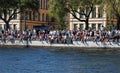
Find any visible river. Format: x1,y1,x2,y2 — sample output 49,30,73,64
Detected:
0,48,120,73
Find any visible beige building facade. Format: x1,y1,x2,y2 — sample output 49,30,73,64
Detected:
69,5,107,30
0,0,56,31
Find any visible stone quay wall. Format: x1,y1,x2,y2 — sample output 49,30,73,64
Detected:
0,40,120,49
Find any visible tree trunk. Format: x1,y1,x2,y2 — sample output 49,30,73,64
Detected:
85,18,89,30
5,21,10,30
116,16,120,30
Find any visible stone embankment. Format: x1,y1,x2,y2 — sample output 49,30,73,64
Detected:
0,40,120,50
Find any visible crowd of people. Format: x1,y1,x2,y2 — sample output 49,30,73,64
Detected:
0,29,120,44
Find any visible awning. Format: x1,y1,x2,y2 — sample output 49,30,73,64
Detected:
34,25,50,30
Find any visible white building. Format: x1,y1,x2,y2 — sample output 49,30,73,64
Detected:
0,11,21,30
69,5,107,30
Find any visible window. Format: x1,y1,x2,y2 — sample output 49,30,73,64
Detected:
40,0,42,9
13,24,17,30
98,7,103,18
44,0,46,9
9,10,12,16
98,24,102,30
92,7,96,18
92,24,96,30
38,13,40,21
42,13,44,22
74,24,78,30
46,14,49,22
33,12,35,21
0,24,2,30
40,0,41,8
29,11,32,20
25,11,28,19
80,8,84,18
80,14,84,18
86,7,90,16
75,12,79,18
79,24,84,30
4,24,6,30
9,24,12,30
13,14,17,19
46,0,48,9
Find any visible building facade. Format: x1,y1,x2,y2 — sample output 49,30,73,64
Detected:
69,5,107,30
0,0,56,31
0,13,21,30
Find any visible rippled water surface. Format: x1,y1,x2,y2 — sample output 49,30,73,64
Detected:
0,48,120,73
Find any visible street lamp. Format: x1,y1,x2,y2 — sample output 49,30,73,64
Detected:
24,16,27,31
24,15,29,47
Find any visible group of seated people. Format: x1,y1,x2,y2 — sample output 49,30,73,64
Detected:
0,29,120,44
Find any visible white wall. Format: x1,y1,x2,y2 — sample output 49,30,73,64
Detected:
1,40,120,48
0,10,21,30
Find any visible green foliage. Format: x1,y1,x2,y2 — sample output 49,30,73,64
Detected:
103,0,120,29
0,0,39,11
48,0,67,29
104,24,116,30
0,0,39,30
48,0,103,30
56,23,67,30
103,0,120,16
23,0,40,11
104,24,112,30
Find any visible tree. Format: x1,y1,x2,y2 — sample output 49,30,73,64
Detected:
48,0,67,29
0,0,39,30
48,0,102,30
103,0,120,30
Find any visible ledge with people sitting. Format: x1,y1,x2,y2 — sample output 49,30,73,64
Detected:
0,29,120,49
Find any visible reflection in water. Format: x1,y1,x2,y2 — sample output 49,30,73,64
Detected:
0,48,120,73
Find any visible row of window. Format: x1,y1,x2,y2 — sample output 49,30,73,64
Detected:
23,11,55,22
0,10,55,22
40,0,48,9
0,10,17,20
77,7,103,18
74,24,103,30
0,24,17,30
9,10,17,19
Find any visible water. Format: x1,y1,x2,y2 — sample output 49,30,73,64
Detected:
0,48,120,73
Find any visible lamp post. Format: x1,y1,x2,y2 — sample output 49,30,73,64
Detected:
24,16,27,31
24,15,29,47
